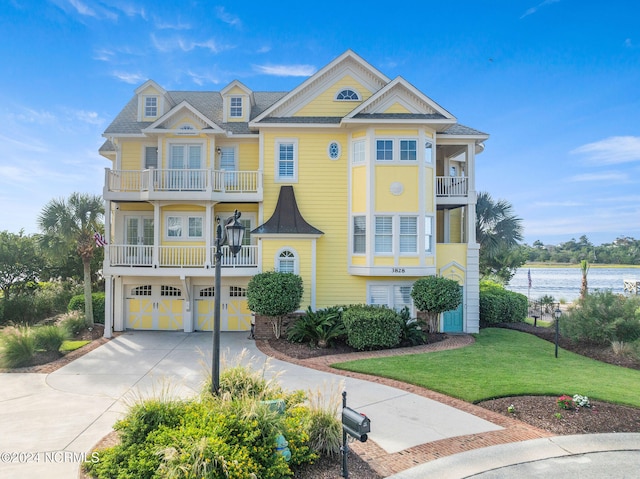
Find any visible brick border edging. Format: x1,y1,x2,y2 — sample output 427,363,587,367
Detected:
255,336,553,477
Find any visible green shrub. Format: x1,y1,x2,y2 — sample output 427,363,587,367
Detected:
68,292,105,324
397,307,427,346
411,276,462,332
560,291,640,345
342,304,402,350
479,280,528,327
59,310,87,336
0,327,35,368
33,325,69,352
614,317,640,342
247,271,303,339
287,306,345,348
2,295,36,324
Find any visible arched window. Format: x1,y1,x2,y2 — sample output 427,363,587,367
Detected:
335,89,360,101
276,249,297,273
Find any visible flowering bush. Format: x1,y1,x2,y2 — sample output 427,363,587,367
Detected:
573,394,591,408
556,395,575,410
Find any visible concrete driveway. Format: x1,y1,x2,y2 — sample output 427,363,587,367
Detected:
0,331,501,478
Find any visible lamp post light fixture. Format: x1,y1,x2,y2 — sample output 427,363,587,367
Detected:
554,306,562,358
211,210,244,395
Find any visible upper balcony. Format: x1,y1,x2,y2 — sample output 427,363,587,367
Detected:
435,176,472,206
103,168,263,202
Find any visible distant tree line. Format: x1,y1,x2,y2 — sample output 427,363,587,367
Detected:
524,235,640,265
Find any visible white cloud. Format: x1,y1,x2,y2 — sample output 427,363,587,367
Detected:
151,34,227,54
533,200,584,207
70,109,104,126
111,71,146,84
571,136,640,165
155,18,191,30
253,64,316,77
187,70,222,86
215,7,242,28
257,45,271,54
67,0,118,20
568,171,629,182
520,0,561,19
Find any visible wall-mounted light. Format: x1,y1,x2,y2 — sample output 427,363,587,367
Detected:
216,147,222,156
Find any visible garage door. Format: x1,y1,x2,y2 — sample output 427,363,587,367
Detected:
195,285,251,331
126,285,184,330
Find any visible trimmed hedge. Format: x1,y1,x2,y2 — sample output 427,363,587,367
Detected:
342,304,403,350
479,281,527,327
68,293,105,324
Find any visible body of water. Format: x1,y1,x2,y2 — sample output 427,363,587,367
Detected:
506,266,640,302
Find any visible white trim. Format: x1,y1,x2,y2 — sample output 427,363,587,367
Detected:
335,87,361,101
274,138,299,183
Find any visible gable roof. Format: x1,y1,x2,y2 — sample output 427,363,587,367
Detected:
251,186,323,236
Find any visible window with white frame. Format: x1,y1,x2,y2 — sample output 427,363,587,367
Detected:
376,140,393,161
336,89,360,101
400,140,417,161
276,140,297,181
230,97,242,118
166,215,204,240
368,283,414,312
375,216,393,254
352,140,365,164
424,216,434,254
424,140,434,164
399,216,418,253
144,96,158,117
276,249,297,273
353,216,366,254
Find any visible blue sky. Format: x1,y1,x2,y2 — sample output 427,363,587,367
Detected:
1,0,639,246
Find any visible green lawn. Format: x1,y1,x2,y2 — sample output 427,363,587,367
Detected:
60,340,90,352
333,328,640,407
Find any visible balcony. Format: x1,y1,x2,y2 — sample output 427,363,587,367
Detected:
436,176,470,206
104,168,263,202
106,244,259,276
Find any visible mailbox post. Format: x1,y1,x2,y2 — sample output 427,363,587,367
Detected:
341,391,371,478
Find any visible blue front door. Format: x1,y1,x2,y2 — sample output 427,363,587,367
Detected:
442,290,463,332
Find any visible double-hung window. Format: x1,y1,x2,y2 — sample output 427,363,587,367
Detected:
375,216,393,254
424,216,433,254
276,140,297,181
376,140,393,161
230,97,242,118
353,216,366,254
400,140,417,161
399,216,418,253
352,140,365,165
277,249,296,273
144,96,157,117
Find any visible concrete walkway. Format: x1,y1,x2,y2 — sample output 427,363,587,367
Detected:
1,331,638,478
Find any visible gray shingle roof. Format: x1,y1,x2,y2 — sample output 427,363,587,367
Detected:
440,124,488,136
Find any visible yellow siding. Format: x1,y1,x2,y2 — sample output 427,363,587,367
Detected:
164,205,205,212
375,129,419,137
436,244,468,269
120,141,142,170
352,256,366,266
351,166,367,212
261,239,312,308
227,86,246,95
450,208,462,242
261,129,360,307
384,103,412,114
374,257,395,266
119,203,153,212
238,142,259,171
374,165,420,211
141,86,161,95
398,257,420,266
424,176,435,211
352,130,367,139
295,75,372,117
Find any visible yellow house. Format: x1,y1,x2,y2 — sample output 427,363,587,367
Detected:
99,50,488,336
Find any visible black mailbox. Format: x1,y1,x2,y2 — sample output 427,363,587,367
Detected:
342,407,370,442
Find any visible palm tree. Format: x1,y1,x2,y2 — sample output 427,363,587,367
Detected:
476,191,525,282
38,193,104,326
580,259,589,299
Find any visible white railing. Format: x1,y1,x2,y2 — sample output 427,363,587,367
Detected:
436,176,468,197
108,244,259,268
159,246,207,267
105,169,262,194
215,245,259,268
109,245,153,266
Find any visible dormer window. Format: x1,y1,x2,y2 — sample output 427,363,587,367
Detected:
336,89,360,101
144,96,158,117
230,97,242,118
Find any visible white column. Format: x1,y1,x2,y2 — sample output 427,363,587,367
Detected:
103,276,113,338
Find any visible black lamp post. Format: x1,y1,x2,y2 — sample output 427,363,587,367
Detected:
554,306,562,358
211,210,244,395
